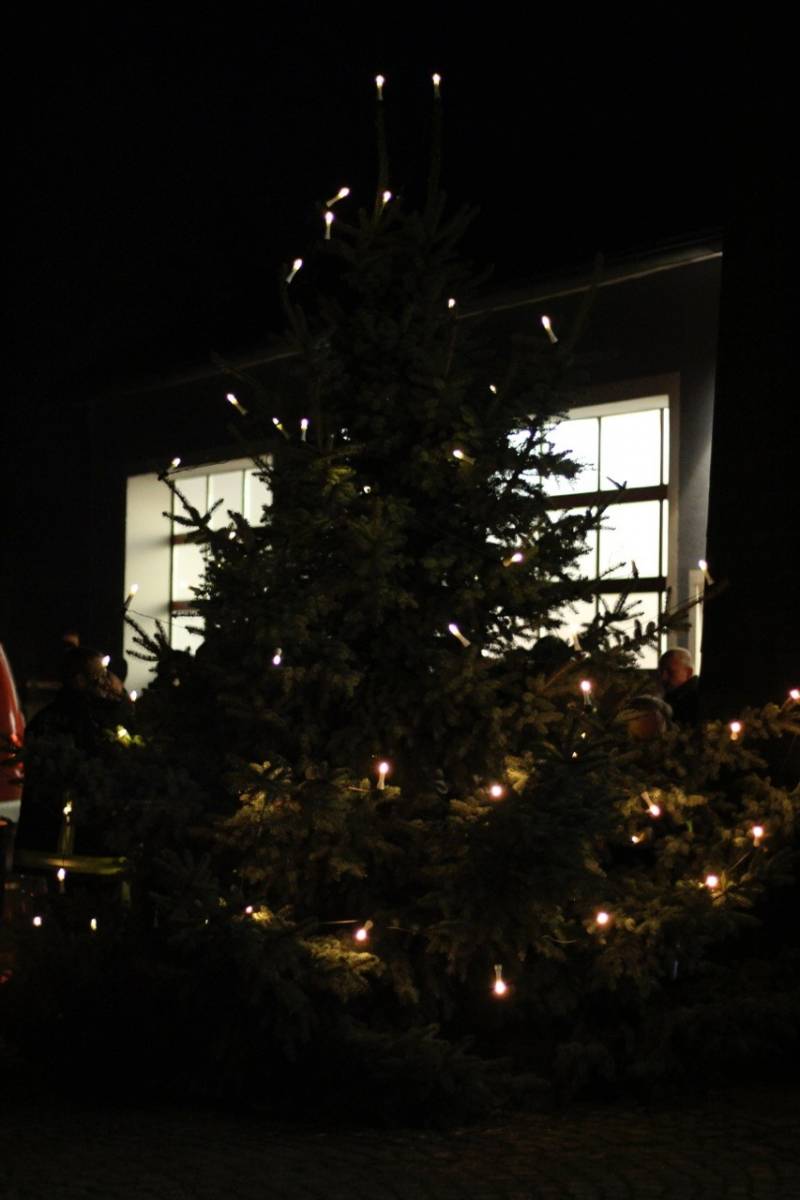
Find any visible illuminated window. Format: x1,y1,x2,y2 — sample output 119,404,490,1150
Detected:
545,395,671,668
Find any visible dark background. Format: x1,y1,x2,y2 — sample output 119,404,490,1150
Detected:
4,6,792,702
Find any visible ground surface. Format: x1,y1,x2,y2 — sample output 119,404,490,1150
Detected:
2,1087,798,1199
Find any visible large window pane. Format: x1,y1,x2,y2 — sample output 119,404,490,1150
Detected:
600,409,662,491
172,541,206,601
598,500,661,579
543,418,599,496
208,470,244,529
606,591,661,669
244,468,272,523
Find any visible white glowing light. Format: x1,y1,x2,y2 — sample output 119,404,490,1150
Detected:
245,905,254,915
226,392,248,416
272,416,287,436
489,783,505,799
541,314,558,344
300,417,309,442
170,456,181,469
704,873,719,889
492,964,508,996
698,558,714,585
579,679,592,695
354,919,373,943
63,799,73,817
130,690,138,702
648,803,661,818
326,186,350,207
90,918,98,932
432,72,442,98
595,910,611,927
631,834,641,844
729,720,743,738
324,210,334,240
448,623,471,647
101,655,111,669
447,297,457,309
489,383,498,394
272,649,283,667
33,915,43,927
375,74,385,100
286,257,303,284
127,583,139,597
751,824,765,842
790,689,800,702
503,551,524,567
380,189,392,207
452,448,465,460
377,760,390,790
57,868,66,882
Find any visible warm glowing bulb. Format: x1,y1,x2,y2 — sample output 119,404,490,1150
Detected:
286,258,303,284
704,873,719,889
377,760,390,790
300,417,309,442
729,720,743,738
57,868,66,882
447,297,456,309
324,210,334,240
226,392,248,416
648,803,661,817
432,72,442,97
101,655,111,668
130,691,138,702
355,918,374,943
381,189,392,206
489,383,498,394
631,834,641,844
245,905,254,915
492,964,508,996
510,551,523,563
63,799,73,817
128,583,139,596
375,74,385,99
90,917,98,932
448,623,471,647
579,680,592,694
452,448,465,460
33,915,43,927
698,558,714,585
326,186,350,207
790,689,800,702
170,456,181,469
751,824,765,841
541,314,558,344
595,910,611,927
489,783,505,799
272,649,283,667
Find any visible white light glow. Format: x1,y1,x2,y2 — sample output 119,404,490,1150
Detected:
272,649,283,667
448,623,471,647
33,915,43,927
101,655,111,668
448,297,456,309
326,186,350,207
90,918,98,932
170,456,181,469
432,72,442,97
381,189,392,206
648,803,661,818
286,258,303,284
704,873,719,889
226,392,248,416
493,964,508,997
324,210,334,240
541,314,558,344
489,783,505,799
595,910,611,927
377,761,390,790
375,74,385,99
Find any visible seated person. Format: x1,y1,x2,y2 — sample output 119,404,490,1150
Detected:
657,648,700,726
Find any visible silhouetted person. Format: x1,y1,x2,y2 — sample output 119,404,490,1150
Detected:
658,648,700,727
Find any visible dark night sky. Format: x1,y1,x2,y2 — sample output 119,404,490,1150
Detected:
9,5,766,399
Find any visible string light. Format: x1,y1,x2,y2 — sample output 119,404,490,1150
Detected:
704,873,720,890
489,783,505,799
375,74,385,101
789,689,800,702
226,392,248,416
286,257,303,284
124,583,139,609
272,649,283,667
101,655,111,669
447,297,457,309
129,690,138,702
492,964,508,997
32,915,43,927
90,918,98,932
489,384,498,395
595,910,611,928
698,558,714,585
354,919,374,943
57,867,66,894
503,551,524,566
648,802,662,818
432,72,442,98
751,824,765,844
541,315,558,344
169,456,181,470
325,186,350,207
63,799,73,818
579,679,592,705
300,417,309,442
380,189,392,209
448,622,471,647
729,720,743,741
377,760,391,790
631,834,642,844
324,210,334,240
245,905,254,915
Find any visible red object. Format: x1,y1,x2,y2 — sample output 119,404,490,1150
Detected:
0,644,25,804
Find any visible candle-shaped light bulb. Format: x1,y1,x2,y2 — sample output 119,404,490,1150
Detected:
489,783,505,799
789,689,800,702
704,873,720,889
510,551,525,565
432,72,442,98
579,679,592,705
448,622,471,647
170,456,181,469
300,417,309,442
324,210,334,240
489,383,498,394
354,919,373,943
286,257,303,284
127,583,139,597
648,803,661,817
245,905,254,915
380,189,392,208
452,448,465,460
272,649,283,667
493,964,508,997
729,720,743,740
595,910,611,927
631,834,642,844
541,314,558,344
447,297,457,309
226,392,248,416
101,655,111,669
325,186,350,207
57,867,66,893
375,74,385,100
129,690,138,702
33,915,43,927
698,558,714,585
90,917,98,932
63,799,73,817
751,824,765,843
377,760,390,790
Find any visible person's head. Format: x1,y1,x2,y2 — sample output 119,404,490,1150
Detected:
60,646,108,695
622,695,672,740
658,648,694,692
